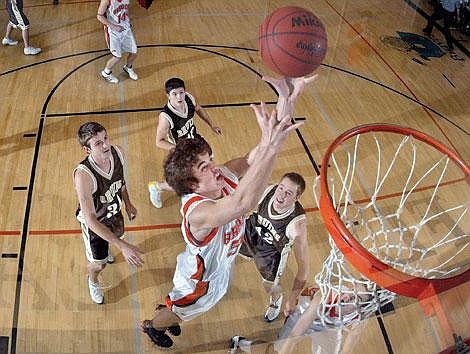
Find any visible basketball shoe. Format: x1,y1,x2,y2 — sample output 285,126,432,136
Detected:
229,336,248,353
2,37,18,46
141,320,173,348
148,182,162,208
23,46,41,55
101,69,119,84
88,277,104,304
264,294,283,322
123,65,138,80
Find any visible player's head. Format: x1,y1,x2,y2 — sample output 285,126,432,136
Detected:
273,172,305,211
77,122,111,158
165,77,185,94
78,122,107,148
164,136,213,196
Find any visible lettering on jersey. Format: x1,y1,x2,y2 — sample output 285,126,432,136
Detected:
177,119,195,138
256,214,281,244
224,217,243,257
113,4,128,15
99,179,123,203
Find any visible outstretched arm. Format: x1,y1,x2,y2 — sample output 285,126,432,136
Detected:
195,104,222,135
189,73,316,239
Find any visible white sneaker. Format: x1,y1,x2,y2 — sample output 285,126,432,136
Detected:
123,65,138,80
101,69,119,84
107,246,114,264
2,37,18,46
23,46,41,55
228,336,247,354
88,277,104,304
148,182,162,208
264,294,283,322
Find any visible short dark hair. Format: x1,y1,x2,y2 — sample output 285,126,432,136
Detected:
77,122,106,147
165,77,185,94
164,137,212,196
281,172,306,197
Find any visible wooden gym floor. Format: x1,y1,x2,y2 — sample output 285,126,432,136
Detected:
0,0,468,353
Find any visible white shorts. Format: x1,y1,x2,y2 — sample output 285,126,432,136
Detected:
105,26,137,58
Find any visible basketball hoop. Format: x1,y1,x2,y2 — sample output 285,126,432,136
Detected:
313,123,469,349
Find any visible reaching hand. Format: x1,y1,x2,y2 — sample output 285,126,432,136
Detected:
121,242,144,267
250,102,304,150
262,74,318,100
284,296,297,317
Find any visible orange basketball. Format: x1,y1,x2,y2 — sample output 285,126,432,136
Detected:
259,6,328,77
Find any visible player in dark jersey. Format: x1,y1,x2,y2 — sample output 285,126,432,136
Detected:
148,77,223,208
74,122,143,304
240,172,309,322
3,0,41,55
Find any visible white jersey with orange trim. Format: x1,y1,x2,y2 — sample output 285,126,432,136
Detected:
105,0,131,30
166,167,244,321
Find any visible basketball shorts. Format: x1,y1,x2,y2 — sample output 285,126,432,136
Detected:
78,212,124,263
7,0,30,30
105,26,137,58
240,221,282,282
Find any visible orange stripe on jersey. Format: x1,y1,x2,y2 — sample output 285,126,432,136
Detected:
223,176,237,189
104,25,110,48
172,255,209,307
182,195,219,247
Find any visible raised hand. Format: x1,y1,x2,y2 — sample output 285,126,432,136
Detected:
250,102,304,150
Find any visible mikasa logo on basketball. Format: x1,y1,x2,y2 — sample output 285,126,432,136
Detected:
296,41,326,56
291,15,322,28
100,179,122,203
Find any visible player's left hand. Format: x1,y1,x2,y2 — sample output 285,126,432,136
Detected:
126,204,138,221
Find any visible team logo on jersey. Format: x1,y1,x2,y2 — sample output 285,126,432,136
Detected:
256,214,281,244
100,180,123,203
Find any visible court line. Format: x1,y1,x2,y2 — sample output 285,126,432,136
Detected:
1,175,463,237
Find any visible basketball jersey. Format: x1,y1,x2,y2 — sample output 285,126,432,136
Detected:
160,92,198,144
105,0,131,29
74,146,126,224
166,167,244,321
246,184,306,258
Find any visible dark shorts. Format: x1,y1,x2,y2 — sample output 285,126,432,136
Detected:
7,0,30,29
240,220,281,282
80,212,124,263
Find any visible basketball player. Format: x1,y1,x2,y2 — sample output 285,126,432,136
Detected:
97,0,138,83
2,0,41,55
148,77,222,208
141,74,318,349
74,122,143,304
240,172,309,323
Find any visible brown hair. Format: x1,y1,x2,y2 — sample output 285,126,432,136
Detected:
77,122,106,147
281,172,306,197
164,137,212,196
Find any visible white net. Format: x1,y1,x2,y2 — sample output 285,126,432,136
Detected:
313,128,469,326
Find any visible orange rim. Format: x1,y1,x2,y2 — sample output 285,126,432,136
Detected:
319,123,470,299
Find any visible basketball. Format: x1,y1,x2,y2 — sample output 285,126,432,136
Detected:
258,6,328,77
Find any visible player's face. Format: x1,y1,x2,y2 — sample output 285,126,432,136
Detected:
84,130,112,160
168,87,186,106
273,177,299,212
191,152,224,198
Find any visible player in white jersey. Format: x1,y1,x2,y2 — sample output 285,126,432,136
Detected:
97,0,138,83
140,74,318,349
